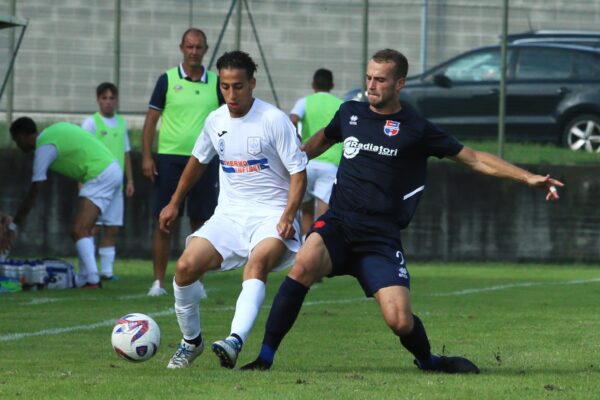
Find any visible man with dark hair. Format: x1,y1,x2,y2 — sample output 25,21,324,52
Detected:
81,82,135,280
142,28,224,297
290,68,343,235
160,50,307,370
2,117,123,288
241,48,563,373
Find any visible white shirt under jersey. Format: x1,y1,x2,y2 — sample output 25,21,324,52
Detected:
80,115,132,152
192,98,307,210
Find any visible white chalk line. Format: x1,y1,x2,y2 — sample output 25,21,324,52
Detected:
431,277,600,296
1,277,598,342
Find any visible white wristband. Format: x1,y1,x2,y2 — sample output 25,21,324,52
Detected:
7,222,18,232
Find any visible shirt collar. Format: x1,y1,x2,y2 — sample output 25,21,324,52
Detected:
179,63,208,83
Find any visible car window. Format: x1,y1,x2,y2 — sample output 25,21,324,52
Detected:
573,52,600,80
515,48,573,80
440,49,501,82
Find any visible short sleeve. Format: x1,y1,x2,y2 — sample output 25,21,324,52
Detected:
422,120,464,159
191,118,217,164
148,73,168,110
289,97,306,118
80,117,96,134
323,108,343,143
270,112,308,175
32,144,58,182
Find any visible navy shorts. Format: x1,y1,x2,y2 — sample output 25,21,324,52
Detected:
307,209,410,297
153,154,219,220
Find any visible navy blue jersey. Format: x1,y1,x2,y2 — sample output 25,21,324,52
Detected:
324,101,463,229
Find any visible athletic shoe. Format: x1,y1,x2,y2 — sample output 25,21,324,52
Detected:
147,280,167,297
81,281,103,289
167,339,204,369
212,338,242,369
239,357,272,371
415,355,480,374
101,274,119,281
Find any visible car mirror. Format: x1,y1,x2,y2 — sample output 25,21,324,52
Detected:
433,74,452,88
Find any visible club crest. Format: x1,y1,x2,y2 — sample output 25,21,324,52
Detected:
383,120,400,137
247,137,261,155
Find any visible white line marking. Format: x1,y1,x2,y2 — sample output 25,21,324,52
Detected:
1,278,598,342
431,277,600,296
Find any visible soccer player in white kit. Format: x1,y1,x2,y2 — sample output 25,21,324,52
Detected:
159,51,307,370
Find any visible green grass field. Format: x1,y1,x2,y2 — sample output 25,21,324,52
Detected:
1,261,599,399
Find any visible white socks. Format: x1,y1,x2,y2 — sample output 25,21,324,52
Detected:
173,280,205,341
99,246,116,277
75,237,98,284
230,278,266,343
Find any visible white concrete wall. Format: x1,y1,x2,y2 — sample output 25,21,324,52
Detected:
2,0,600,127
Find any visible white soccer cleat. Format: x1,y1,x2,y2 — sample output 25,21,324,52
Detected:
147,280,167,297
167,339,204,369
211,338,242,369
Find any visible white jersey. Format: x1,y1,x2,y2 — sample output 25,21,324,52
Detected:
192,98,307,210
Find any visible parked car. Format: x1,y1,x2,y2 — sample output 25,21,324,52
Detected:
346,36,600,152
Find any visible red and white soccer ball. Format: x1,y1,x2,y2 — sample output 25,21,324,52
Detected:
111,313,161,362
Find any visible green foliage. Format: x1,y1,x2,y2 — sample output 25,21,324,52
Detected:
1,261,598,399
461,139,600,165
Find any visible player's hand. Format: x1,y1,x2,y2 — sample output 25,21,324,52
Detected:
142,156,158,182
0,218,18,252
125,181,135,197
159,204,178,234
277,217,296,240
526,174,564,201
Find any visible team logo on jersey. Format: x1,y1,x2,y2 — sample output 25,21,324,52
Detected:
349,115,358,126
343,136,398,159
218,139,225,155
383,120,400,137
247,137,261,155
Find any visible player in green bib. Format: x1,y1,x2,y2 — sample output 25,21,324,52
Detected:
81,82,135,281
142,28,223,297
5,117,123,288
289,69,343,236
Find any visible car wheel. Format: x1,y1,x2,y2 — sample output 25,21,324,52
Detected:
563,114,600,152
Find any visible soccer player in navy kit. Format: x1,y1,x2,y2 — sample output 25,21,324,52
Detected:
241,49,564,373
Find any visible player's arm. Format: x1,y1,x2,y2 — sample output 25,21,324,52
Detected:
277,170,307,239
141,107,161,181
158,157,208,233
301,129,336,160
124,151,135,197
289,113,300,128
2,181,45,249
450,146,564,201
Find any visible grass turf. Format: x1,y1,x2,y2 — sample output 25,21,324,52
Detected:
0,260,599,399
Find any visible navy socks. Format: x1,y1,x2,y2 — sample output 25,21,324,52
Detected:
258,277,309,364
399,314,434,368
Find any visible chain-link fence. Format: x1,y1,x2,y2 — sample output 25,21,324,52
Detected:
1,0,600,144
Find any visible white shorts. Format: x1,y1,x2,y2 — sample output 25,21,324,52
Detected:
187,206,301,272
79,161,123,226
303,160,338,203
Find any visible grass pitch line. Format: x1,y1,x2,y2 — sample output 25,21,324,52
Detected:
3,277,598,342
431,277,600,296
0,297,368,342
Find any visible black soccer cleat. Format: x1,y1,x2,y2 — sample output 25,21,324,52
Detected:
415,355,480,374
239,358,272,371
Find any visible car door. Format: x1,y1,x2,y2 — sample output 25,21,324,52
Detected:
408,48,507,138
506,46,575,140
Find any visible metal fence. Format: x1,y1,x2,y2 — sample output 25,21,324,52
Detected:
1,0,600,134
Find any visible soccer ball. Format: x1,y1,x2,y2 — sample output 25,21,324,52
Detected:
111,313,160,362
